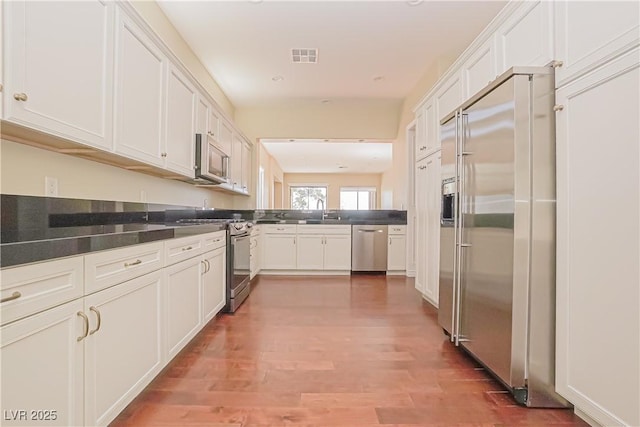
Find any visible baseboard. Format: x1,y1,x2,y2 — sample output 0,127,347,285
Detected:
386,270,407,276
406,269,416,277
260,270,351,276
575,408,603,427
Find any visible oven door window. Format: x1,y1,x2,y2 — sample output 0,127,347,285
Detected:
232,235,250,288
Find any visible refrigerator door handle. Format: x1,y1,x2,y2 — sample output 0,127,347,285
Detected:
451,110,460,344
454,111,467,347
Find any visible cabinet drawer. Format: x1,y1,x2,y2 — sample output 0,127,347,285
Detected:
165,235,204,266
1,256,84,326
202,231,226,251
263,224,297,234
297,225,351,235
85,242,164,294
388,225,407,235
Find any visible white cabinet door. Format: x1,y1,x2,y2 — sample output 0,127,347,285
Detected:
555,48,639,427
1,299,84,427
555,1,639,87
163,256,202,361
414,158,428,295
296,235,324,270
83,271,163,427
435,73,463,122
323,235,352,271
195,96,208,136
219,120,233,156
262,235,297,270
113,10,165,167
208,108,221,142
387,235,406,271
414,106,427,159
496,1,553,73
230,134,243,190
424,152,441,307
423,100,438,154
202,247,226,324
241,140,252,194
463,39,496,99
165,64,196,177
3,0,114,150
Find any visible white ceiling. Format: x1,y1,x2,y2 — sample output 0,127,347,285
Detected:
157,0,507,107
158,1,505,175
261,139,392,173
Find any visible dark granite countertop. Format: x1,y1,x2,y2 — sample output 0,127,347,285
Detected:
0,222,226,268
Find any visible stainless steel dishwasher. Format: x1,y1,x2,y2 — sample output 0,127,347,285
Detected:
351,225,388,272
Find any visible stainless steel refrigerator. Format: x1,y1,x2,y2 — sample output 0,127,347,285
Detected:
438,66,569,408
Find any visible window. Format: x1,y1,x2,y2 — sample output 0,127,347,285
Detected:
257,167,265,209
340,187,376,210
290,186,327,210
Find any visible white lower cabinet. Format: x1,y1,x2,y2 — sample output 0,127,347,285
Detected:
163,256,202,361
296,235,324,270
1,299,84,427
83,271,163,426
555,48,639,427
0,233,228,427
262,234,297,270
249,229,261,279
387,235,407,272
322,235,351,271
202,247,226,323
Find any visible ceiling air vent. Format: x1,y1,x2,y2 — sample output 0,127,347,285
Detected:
291,48,318,63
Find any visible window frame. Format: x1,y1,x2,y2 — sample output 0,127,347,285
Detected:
339,187,377,210
289,184,328,210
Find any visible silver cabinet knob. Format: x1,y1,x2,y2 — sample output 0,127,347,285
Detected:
13,93,28,101
161,152,167,158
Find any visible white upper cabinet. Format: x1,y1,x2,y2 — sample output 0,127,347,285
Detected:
195,96,209,136
165,64,196,178
496,1,553,73
3,0,114,150
219,120,233,157
462,39,497,99
241,140,252,194
231,134,243,190
414,106,427,159
423,100,438,154
554,0,640,87
435,72,463,122
113,9,166,167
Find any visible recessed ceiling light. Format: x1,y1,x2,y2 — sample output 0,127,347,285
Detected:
323,139,330,142
288,139,295,142
272,75,284,82
248,0,263,3
338,166,348,169
406,0,423,5
321,99,331,104
373,76,385,82
358,139,365,142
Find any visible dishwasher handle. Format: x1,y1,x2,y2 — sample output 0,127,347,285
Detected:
357,229,384,233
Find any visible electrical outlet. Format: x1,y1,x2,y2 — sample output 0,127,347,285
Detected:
203,198,209,209
140,190,147,202
45,176,58,197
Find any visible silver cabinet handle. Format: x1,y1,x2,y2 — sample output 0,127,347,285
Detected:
293,237,296,245
77,312,89,342
13,93,28,101
182,246,193,251
124,259,142,267
389,237,391,245
276,227,285,231
201,260,206,274
89,306,101,335
553,105,564,112
1,291,21,303
205,259,210,273
357,229,383,233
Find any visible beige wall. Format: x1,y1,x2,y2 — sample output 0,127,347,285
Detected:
283,173,382,210
235,99,402,141
252,143,284,209
0,140,233,207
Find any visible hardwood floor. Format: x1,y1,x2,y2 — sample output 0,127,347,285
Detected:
110,275,588,427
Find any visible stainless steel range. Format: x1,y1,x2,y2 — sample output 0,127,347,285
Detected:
225,220,252,312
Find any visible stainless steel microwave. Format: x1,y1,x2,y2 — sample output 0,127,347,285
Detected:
195,133,229,184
